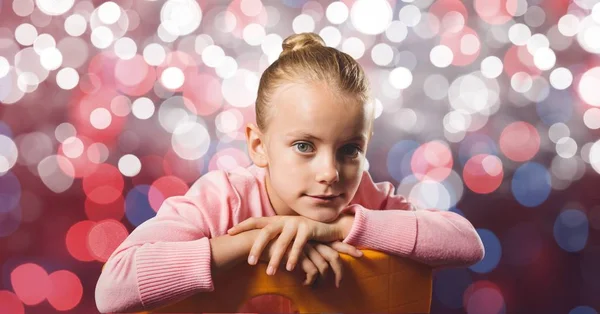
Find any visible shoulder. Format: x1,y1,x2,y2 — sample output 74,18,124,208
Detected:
184,164,265,214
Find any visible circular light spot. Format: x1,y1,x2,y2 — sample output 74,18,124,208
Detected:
46,270,83,311
82,163,124,204
10,263,50,306
90,108,112,130
549,67,573,90
326,1,349,24
65,220,96,261
160,67,185,90
554,209,589,252
463,154,503,194
114,37,137,60
511,162,551,207
97,1,121,24
143,43,166,66
131,97,155,120
350,0,393,35
389,67,413,89
293,14,315,33
584,108,600,129
579,67,600,107
56,67,79,90
556,137,577,158
15,23,37,46
64,14,87,37
0,291,24,314
118,154,142,177
469,229,501,273
87,219,129,262
430,45,453,68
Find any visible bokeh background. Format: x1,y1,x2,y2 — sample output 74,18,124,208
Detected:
1,0,599,313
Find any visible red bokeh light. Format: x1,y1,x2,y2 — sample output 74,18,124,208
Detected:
10,263,50,306
499,121,540,162
87,219,129,262
47,270,83,311
82,163,124,204
410,141,453,182
66,220,97,262
463,154,504,194
0,291,25,314
149,176,189,212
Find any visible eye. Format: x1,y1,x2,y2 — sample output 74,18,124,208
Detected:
293,142,314,153
343,145,362,158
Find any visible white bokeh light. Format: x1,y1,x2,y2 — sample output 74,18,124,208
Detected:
160,0,202,36
35,0,74,16
533,47,556,71
430,45,453,68
549,67,573,90
132,97,155,120
161,67,185,90
202,45,225,68
118,154,142,177
91,26,114,49
143,43,166,66
40,47,63,70
588,140,600,174
371,43,394,66
15,23,38,46
56,67,79,90
97,1,121,24
64,14,87,37
242,23,265,46
341,37,365,59
509,23,532,46
0,135,19,175
579,67,600,106
389,67,413,89
90,108,112,130
114,37,137,60
326,1,349,25
584,108,600,129
292,14,315,33
350,0,393,35
480,56,503,78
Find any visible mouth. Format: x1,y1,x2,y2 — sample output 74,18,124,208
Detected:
306,194,342,200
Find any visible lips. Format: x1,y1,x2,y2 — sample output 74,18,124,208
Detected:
308,194,341,199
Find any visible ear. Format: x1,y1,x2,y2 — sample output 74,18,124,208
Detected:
245,123,269,167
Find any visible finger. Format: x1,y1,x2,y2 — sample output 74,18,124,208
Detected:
299,251,319,286
328,241,363,258
313,244,344,288
304,243,329,279
248,224,282,265
266,224,297,276
285,224,310,272
228,217,275,235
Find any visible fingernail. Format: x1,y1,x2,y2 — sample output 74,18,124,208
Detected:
286,263,293,271
356,250,363,257
267,266,274,275
248,255,256,265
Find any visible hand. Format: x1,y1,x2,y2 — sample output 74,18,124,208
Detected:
258,238,359,288
228,216,358,275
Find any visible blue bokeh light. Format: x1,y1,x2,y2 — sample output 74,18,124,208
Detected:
126,185,158,227
511,162,551,207
469,229,501,274
387,140,419,182
536,89,573,125
554,209,589,252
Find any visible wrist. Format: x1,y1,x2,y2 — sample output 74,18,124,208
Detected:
337,214,355,240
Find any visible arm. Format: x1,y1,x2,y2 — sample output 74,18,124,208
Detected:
338,172,485,268
95,172,250,313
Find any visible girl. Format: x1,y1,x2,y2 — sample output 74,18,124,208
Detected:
95,33,484,313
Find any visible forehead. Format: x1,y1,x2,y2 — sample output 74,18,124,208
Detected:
268,82,372,139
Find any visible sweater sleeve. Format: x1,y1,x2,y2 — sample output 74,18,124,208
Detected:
341,171,485,268
95,171,240,313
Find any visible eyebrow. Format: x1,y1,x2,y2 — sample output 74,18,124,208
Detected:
285,131,366,143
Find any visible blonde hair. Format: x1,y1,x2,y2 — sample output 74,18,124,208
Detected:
255,32,372,132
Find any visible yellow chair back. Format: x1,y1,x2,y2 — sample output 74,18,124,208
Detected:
154,250,432,313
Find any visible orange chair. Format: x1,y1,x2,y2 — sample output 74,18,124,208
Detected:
152,250,432,313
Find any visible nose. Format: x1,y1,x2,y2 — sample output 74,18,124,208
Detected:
315,154,339,185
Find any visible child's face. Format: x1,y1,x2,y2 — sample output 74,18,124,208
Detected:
254,81,373,223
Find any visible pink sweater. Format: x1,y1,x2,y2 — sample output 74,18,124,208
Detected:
95,164,484,313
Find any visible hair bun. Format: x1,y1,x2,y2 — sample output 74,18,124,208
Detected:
280,32,325,57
